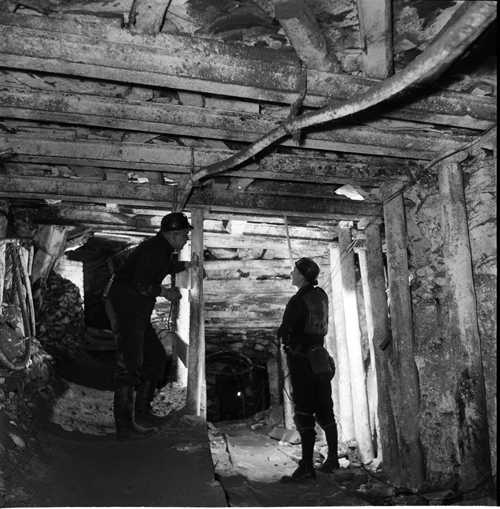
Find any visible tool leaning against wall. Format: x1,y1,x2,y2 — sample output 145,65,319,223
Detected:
0,238,35,371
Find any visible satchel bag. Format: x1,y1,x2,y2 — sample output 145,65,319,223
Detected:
308,345,335,381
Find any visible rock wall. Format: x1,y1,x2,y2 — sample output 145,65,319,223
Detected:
403,131,497,491
34,271,86,361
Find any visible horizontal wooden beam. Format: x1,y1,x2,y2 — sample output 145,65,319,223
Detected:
9,203,340,238
204,320,281,329
7,200,350,228
0,175,381,219
0,13,495,130
188,188,381,221
197,232,331,253
0,133,412,186
0,86,470,159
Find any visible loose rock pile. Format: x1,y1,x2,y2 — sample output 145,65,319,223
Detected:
34,271,86,361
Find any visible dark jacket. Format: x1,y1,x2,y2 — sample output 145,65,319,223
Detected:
113,232,187,299
277,284,329,355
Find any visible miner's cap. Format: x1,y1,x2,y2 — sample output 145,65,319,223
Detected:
295,257,320,285
160,212,193,232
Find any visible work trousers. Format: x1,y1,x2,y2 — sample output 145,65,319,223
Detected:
105,281,167,389
287,351,337,433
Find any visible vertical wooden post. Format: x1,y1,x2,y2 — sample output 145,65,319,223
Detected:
174,241,191,386
186,208,205,417
323,258,340,425
438,161,492,494
356,241,381,458
266,352,281,408
364,222,402,481
281,345,295,429
338,223,374,462
0,201,9,306
382,180,424,488
31,225,67,286
329,242,355,444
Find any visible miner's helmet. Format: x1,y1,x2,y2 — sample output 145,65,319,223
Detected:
160,212,193,232
295,257,320,285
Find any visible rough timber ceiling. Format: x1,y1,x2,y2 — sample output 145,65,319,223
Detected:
0,0,497,337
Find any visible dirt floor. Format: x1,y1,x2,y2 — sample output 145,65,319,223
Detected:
3,352,491,507
1,378,389,508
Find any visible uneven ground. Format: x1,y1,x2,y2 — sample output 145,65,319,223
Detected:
2,352,494,507
1,378,383,507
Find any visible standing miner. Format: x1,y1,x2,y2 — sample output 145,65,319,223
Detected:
104,212,193,440
278,257,339,482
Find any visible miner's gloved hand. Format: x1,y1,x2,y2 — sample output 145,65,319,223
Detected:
161,286,182,302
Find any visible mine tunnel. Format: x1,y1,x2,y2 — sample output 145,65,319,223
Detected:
0,0,497,507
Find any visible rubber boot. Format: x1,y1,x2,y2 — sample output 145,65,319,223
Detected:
114,386,157,441
135,380,171,427
280,460,316,483
317,424,340,472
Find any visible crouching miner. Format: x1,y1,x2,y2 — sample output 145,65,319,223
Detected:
104,212,193,440
278,257,339,482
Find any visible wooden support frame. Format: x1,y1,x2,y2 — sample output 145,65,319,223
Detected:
382,180,424,489
356,0,393,79
338,223,374,462
362,222,402,481
437,160,492,494
186,207,206,417
275,0,341,73
329,242,355,444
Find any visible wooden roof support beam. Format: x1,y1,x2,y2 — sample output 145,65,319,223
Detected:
0,133,414,186
0,13,495,130
275,0,340,72
0,87,470,159
10,203,339,240
0,175,381,220
129,0,169,34
174,1,496,211
356,0,393,79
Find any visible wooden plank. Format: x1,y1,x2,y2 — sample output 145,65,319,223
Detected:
186,207,205,417
10,204,338,241
204,288,293,299
129,0,167,34
204,319,281,329
356,0,393,79
206,310,281,320
195,232,332,252
204,259,297,270
338,224,375,461
174,333,188,367
189,188,382,221
204,278,296,295
8,202,315,227
438,161,492,490
0,13,495,129
205,301,287,313
381,180,425,488
276,0,340,72
0,175,381,219
0,133,415,185
0,87,470,159
364,223,402,479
